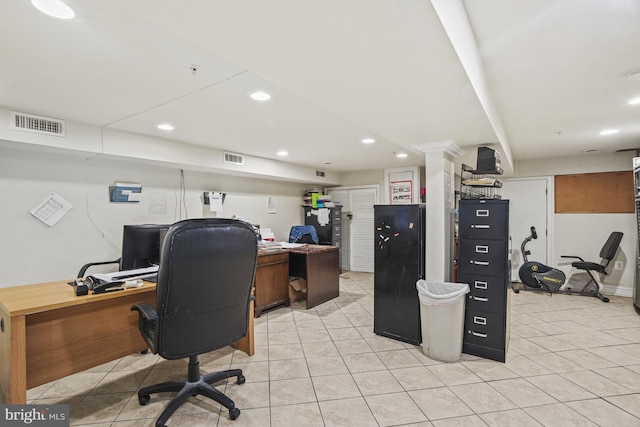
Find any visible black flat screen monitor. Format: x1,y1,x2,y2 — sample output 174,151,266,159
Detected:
120,224,170,270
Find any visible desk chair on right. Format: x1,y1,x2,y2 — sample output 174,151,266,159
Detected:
561,231,623,303
131,218,258,426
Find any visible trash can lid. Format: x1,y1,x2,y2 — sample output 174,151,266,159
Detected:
416,280,470,305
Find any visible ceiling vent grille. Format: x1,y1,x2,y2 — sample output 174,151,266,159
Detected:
10,111,65,137
223,152,244,165
316,170,326,177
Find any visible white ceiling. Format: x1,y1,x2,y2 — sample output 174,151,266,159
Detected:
1,0,639,175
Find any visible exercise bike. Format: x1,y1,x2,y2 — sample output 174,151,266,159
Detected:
512,226,565,295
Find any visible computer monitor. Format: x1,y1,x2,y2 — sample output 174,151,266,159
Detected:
120,224,170,270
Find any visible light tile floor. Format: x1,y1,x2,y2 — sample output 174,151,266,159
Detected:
27,272,640,426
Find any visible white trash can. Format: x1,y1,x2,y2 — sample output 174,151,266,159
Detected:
416,280,470,362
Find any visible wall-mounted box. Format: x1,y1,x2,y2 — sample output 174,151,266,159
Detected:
109,183,141,202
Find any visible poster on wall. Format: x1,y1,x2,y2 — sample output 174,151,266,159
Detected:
390,180,412,204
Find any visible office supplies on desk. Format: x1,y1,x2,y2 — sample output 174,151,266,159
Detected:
87,265,159,283
86,266,157,293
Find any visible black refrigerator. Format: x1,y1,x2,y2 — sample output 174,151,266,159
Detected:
373,204,425,345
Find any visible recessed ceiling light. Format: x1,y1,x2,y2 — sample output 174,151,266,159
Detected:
31,0,75,19
599,129,619,136
276,150,288,156
250,91,271,101
360,138,375,144
629,97,640,105
396,152,408,158
583,148,599,153
157,123,175,131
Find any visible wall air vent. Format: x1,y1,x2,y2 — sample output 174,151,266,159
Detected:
10,111,65,137
316,170,326,177
223,152,244,165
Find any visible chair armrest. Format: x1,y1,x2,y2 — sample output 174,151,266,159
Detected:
77,258,121,278
131,302,159,354
560,255,585,262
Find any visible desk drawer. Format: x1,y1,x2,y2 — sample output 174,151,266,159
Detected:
463,309,505,349
458,273,506,314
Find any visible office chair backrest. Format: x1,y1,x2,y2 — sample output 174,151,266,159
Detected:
599,232,623,264
156,218,258,360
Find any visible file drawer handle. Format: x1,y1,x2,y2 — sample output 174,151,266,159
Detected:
471,261,490,266
471,331,488,338
472,296,489,302
473,316,487,325
475,245,489,253
474,281,488,289
471,224,490,229
476,210,489,217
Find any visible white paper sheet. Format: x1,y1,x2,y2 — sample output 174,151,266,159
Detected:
209,192,224,212
29,193,73,227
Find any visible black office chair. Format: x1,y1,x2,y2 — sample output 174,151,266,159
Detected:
131,218,258,426
561,231,623,303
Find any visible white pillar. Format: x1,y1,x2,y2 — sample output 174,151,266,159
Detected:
413,141,464,282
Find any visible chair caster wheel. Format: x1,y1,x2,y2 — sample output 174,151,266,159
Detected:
237,375,246,385
514,288,520,293
603,297,609,303
230,407,241,420
138,395,150,405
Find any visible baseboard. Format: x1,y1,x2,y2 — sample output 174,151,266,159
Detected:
600,284,633,298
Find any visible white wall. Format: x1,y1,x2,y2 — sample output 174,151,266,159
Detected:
0,147,307,287
516,152,636,296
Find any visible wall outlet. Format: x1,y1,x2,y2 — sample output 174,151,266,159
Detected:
614,261,624,270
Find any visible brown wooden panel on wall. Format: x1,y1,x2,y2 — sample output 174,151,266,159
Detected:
554,171,633,213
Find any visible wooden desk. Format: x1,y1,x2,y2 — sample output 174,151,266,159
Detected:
254,249,290,317
0,280,254,404
288,245,340,309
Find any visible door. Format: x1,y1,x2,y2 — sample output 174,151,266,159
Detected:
501,178,549,282
327,186,378,273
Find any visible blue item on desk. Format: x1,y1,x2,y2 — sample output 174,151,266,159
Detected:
289,225,319,244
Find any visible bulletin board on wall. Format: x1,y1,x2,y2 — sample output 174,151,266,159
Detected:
554,171,633,213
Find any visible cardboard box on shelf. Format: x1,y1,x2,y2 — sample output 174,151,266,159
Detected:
289,277,307,304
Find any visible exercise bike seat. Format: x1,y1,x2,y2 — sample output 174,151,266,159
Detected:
569,260,607,273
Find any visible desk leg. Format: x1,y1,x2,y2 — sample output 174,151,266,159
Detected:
234,298,255,356
0,311,27,404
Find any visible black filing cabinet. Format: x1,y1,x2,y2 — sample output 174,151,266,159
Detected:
304,205,342,269
458,199,510,362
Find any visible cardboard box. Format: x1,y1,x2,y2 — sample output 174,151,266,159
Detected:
289,277,307,304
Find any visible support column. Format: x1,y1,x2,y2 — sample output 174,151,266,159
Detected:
413,141,463,282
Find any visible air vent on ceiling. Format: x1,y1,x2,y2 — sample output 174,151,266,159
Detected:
316,170,326,177
10,111,65,137
223,152,244,165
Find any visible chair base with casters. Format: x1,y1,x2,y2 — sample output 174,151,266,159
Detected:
132,301,248,426
137,355,245,427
